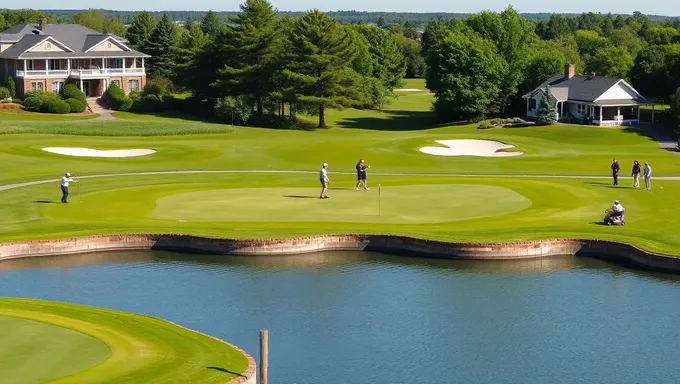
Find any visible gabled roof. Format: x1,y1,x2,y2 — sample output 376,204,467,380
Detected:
523,73,647,104
0,23,150,59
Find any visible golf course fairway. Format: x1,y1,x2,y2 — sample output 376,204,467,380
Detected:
0,298,251,384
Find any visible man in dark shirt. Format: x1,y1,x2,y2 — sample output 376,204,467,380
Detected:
355,159,370,191
611,158,620,186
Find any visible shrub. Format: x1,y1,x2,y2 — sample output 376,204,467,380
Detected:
46,99,71,114
131,94,164,112
477,121,494,129
105,83,133,111
62,84,86,103
4,75,16,99
129,90,143,102
214,96,253,125
23,97,42,111
0,86,9,99
143,77,171,100
65,98,87,113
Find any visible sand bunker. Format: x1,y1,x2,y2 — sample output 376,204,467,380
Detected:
42,147,157,158
419,139,523,157
395,88,424,92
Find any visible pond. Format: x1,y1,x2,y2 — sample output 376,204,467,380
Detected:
2,250,680,384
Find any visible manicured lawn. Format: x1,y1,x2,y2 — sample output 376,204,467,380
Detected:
0,298,250,384
1,79,680,255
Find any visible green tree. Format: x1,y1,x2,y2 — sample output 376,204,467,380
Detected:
0,15,6,31
466,6,537,113
218,0,282,116
282,10,362,128
201,10,224,36
645,27,679,45
71,10,106,31
173,22,210,90
671,88,680,134
4,75,16,99
104,17,126,37
545,14,572,39
420,18,453,57
146,14,177,78
426,27,507,121
520,41,568,97
126,11,156,51
393,34,425,78
609,27,645,57
575,30,611,60
536,87,557,125
630,44,680,102
587,46,633,79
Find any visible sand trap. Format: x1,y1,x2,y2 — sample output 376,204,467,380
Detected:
419,140,523,157
42,147,156,158
395,88,424,92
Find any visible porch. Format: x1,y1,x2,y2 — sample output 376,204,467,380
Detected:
557,101,641,126
15,57,144,78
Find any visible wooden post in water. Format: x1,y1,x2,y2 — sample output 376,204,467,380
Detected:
260,329,269,384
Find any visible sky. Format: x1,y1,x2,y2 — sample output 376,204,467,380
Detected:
9,0,679,17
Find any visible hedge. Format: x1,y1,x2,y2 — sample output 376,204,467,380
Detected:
0,86,9,99
23,97,42,111
105,83,133,111
63,84,86,103
65,98,87,113
43,98,71,114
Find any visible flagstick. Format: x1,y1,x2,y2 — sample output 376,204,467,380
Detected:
378,184,381,216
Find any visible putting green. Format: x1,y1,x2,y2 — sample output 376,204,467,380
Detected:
0,316,110,384
0,298,250,383
146,184,531,223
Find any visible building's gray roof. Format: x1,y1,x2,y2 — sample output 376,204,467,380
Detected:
0,24,149,59
523,73,647,104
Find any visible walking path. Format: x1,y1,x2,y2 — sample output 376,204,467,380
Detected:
640,123,679,155
87,97,115,121
2,170,680,193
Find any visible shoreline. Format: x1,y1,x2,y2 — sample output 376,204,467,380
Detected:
2,233,680,274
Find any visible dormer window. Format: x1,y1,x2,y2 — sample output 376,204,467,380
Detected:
46,42,52,50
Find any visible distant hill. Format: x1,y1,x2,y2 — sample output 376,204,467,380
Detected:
37,9,678,25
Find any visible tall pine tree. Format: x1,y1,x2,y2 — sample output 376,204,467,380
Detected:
283,10,362,128
146,14,177,79
218,0,282,116
200,10,224,37
173,22,210,90
126,11,156,51
536,87,557,125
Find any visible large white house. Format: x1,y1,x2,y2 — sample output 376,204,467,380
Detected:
0,17,149,99
523,64,648,126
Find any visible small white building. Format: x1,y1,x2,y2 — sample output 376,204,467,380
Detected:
523,64,648,126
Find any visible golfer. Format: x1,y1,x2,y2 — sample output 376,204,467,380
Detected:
319,163,329,199
355,159,370,191
644,162,652,190
611,158,620,186
632,160,641,188
60,172,77,203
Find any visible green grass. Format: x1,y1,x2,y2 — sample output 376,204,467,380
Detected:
2,79,680,256
0,298,250,384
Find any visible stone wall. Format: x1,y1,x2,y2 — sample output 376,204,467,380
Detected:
2,234,680,273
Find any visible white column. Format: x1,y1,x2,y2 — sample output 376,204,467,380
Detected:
599,105,603,124
617,107,621,123
123,58,126,74
67,59,70,73
526,98,529,118
45,59,49,75
141,57,145,73
560,102,564,118
23,59,27,74
79,79,83,92
102,58,106,74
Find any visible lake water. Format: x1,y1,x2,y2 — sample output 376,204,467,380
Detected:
2,250,680,384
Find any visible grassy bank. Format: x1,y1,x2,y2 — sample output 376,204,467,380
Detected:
0,298,250,383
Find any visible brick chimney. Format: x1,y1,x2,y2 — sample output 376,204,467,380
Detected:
565,64,575,80
39,16,47,29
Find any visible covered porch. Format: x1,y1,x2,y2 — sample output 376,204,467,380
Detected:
558,100,642,126
77,78,108,98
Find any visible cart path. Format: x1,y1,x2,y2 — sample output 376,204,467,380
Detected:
2,170,680,193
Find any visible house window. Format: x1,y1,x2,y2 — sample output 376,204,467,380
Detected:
529,98,537,111
105,58,123,69
577,104,586,115
128,79,140,92
48,59,61,71
31,82,43,91
26,60,35,70
52,81,64,94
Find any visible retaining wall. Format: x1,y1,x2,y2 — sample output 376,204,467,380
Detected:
2,234,680,273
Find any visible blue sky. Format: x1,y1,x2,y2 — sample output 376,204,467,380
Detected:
12,0,680,17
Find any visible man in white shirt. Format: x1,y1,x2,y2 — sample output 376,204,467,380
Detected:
606,200,625,222
60,172,77,203
644,162,652,190
319,163,329,199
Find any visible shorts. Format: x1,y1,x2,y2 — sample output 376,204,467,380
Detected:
320,178,328,186
357,172,366,181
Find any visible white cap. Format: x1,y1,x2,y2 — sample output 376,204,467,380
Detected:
66,172,71,176
323,163,328,167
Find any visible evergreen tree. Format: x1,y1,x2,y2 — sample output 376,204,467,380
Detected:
146,14,177,78
218,0,282,116
283,10,362,128
4,75,16,99
173,22,210,90
126,11,156,51
536,87,557,125
200,10,224,36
